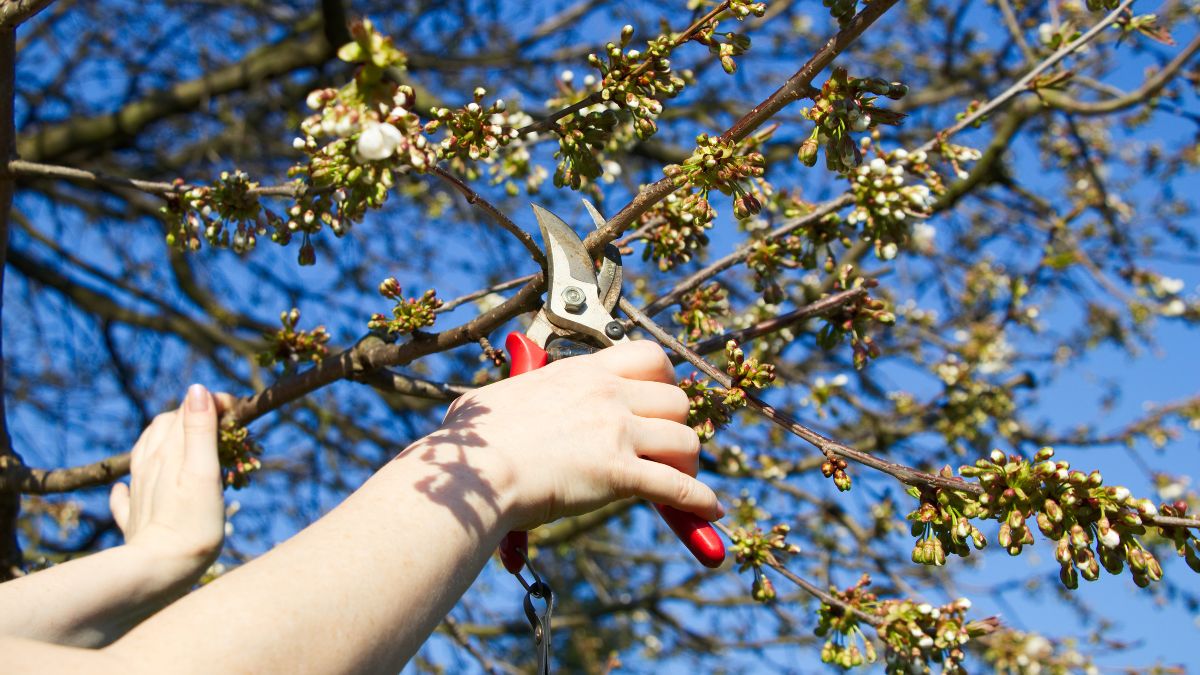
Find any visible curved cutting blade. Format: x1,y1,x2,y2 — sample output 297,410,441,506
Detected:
582,200,622,313
532,204,627,346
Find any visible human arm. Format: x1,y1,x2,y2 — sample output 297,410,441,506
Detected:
0,385,226,647
0,341,720,673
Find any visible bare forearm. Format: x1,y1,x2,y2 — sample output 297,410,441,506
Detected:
111,437,517,673
0,545,196,647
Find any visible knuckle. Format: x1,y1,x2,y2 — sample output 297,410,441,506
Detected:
674,474,697,507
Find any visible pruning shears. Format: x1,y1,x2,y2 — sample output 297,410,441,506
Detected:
498,201,727,574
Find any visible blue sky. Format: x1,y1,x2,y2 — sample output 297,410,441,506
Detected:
10,1,1200,672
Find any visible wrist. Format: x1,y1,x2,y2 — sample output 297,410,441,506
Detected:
389,431,524,534
122,535,215,596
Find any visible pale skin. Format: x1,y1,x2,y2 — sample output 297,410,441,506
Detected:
0,341,722,673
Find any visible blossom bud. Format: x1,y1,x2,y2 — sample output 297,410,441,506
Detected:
356,122,403,161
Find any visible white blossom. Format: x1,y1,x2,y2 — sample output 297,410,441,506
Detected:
356,122,403,161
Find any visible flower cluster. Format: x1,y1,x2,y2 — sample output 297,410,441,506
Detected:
426,87,520,165
816,575,999,673
640,189,717,271
730,523,800,602
368,278,442,336
162,171,265,254
679,340,775,441
664,133,765,216
257,308,331,368
673,282,729,342
587,24,685,139
981,631,1095,674
281,19,438,264
847,152,939,258
219,422,263,489
876,597,995,674
798,68,907,173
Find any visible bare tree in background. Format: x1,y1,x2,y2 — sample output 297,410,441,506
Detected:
2,0,1199,671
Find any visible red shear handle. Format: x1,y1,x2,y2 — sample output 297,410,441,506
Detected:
654,504,725,568
498,331,726,573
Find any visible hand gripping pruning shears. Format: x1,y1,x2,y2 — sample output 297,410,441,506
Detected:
498,202,727,574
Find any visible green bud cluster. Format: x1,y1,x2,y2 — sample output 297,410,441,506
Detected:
553,110,620,189
696,27,754,75
368,278,443,336
336,17,408,79
664,134,765,214
822,0,859,28
814,271,894,369
905,473,988,566
257,308,331,368
425,87,520,164
727,0,768,19
679,340,775,441
219,422,264,489
162,171,264,254
673,282,729,342
799,67,907,173
731,522,799,603
815,574,878,669
906,447,1200,590
640,189,716,271
816,575,999,673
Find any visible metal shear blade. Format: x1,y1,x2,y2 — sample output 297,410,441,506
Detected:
530,203,628,349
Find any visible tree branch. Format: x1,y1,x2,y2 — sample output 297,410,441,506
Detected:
0,0,55,28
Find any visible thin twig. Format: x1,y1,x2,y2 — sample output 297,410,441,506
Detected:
712,521,882,626
675,287,868,363
431,166,545,266
7,159,302,197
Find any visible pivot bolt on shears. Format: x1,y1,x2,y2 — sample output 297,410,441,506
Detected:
498,201,728,673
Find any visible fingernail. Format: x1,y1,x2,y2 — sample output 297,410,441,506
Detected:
715,501,726,520
186,384,211,412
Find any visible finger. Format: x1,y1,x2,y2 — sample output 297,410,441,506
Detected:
621,380,690,423
109,482,130,535
620,458,722,522
590,340,676,384
629,417,700,476
141,411,178,464
212,392,237,415
181,384,221,481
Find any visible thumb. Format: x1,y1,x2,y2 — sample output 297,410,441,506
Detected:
109,482,130,536
182,384,220,480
